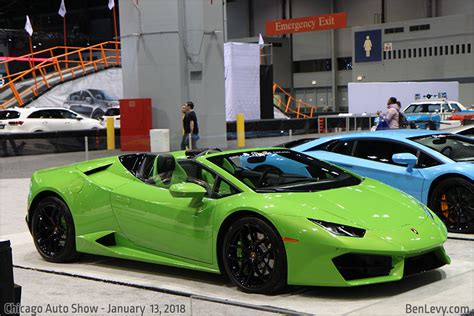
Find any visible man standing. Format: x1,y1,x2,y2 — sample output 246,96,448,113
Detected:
181,102,199,150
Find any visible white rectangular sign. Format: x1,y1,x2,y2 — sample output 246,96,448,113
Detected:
348,81,459,114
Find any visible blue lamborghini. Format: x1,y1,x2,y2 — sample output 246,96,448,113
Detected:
287,130,474,233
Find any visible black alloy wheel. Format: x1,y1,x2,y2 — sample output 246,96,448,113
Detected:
429,178,474,234
222,217,287,294
31,196,78,262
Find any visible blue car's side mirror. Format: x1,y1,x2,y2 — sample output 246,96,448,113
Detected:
392,153,418,172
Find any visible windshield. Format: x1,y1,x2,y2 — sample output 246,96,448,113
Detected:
207,150,361,192
0,110,20,120
410,134,474,162
404,103,441,113
88,89,117,101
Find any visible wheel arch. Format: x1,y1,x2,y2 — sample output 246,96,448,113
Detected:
215,210,281,274
427,173,474,206
28,190,67,230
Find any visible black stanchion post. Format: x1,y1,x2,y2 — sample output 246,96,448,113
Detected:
0,240,20,316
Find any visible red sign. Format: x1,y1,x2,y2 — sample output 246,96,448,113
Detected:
266,12,347,36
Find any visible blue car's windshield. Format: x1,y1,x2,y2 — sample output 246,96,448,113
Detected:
410,134,474,162
207,150,360,192
404,103,441,113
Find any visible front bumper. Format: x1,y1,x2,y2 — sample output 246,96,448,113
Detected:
272,215,450,287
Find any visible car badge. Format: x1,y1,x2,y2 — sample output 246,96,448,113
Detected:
410,228,419,235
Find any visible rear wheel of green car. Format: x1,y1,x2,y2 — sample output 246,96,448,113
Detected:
31,196,78,263
222,216,287,294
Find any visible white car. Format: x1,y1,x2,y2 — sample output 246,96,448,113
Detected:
0,107,103,133
403,98,467,114
100,107,120,128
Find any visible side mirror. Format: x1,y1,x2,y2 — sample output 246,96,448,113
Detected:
85,96,93,104
169,182,206,200
392,153,417,172
76,116,83,121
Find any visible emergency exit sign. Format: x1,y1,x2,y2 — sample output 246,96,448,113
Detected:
266,12,347,36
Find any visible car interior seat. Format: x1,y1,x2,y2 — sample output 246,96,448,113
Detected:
152,154,187,187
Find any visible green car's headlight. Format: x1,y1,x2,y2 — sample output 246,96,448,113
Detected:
308,219,366,238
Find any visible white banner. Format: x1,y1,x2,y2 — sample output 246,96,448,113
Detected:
28,68,123,109
348,81,459,114
58,0,66,17
224,42,260,121
24,15,33,36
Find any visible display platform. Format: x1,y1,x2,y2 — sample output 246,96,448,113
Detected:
1,178,473,315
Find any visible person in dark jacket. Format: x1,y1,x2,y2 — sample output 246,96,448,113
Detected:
180,102,200,150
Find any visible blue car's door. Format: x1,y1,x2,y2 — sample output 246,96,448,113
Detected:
305,138,427,201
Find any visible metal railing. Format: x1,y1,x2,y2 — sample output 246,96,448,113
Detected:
273,83,318,118
0,41,120,109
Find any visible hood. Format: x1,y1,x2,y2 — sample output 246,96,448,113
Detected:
260,178,428,232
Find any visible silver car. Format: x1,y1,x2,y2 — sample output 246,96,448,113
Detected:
63,89,119,119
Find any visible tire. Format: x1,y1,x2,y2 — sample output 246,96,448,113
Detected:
31,196,79,262
91,109,105,120
221,216,287,294
429,178,474,233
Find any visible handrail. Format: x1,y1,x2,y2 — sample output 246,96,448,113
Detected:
273,83,318,118
0,41,120,109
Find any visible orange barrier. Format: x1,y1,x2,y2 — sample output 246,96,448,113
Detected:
0,41,120,109
273,83,318,118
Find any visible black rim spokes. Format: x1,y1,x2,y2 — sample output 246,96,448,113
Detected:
226,224,275,288
36,205,67,257
439,186,474,230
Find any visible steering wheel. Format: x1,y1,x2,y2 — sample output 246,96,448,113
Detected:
258,166,283,187
440,146,453,158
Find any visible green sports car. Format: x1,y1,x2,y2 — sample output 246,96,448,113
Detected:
26,148,450,294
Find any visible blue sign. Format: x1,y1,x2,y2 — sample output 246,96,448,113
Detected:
355,30,382,63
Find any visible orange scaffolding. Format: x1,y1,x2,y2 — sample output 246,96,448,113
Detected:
273,83,318,118
0,41,120,109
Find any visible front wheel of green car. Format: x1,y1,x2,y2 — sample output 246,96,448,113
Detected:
222,216,287,294
31,196,79,263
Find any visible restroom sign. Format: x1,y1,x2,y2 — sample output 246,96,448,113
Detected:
266,12,347,36
354,30,382,63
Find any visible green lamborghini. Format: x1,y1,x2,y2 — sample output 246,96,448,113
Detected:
26,148,450,294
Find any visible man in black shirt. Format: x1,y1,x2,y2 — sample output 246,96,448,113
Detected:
181,101,200,150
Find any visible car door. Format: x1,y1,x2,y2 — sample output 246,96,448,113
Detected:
349,139,426,200
110,158,223,264
26,110,56,132
46,109,69,131
59,109,83,130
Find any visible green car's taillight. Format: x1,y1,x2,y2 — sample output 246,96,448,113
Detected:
309,219,366,238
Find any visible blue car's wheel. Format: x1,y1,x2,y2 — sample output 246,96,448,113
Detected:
31,196,78,262
222,216,287,294
429,178,474,234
